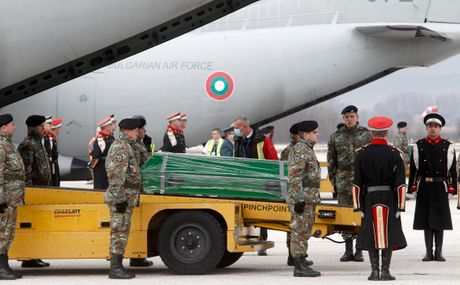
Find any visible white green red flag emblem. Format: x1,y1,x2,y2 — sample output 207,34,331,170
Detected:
205,71,234,101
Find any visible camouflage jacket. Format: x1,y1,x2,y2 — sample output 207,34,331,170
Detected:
0,132,25,206
327,124,372,183
287,139,321,205
280,141,296,161
132,139,150,168
393,131,409,157
17,130,51,186
104,134,143,207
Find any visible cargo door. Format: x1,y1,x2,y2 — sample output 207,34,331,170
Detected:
426,0,460,23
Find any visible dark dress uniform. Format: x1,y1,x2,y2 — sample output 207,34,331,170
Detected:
408,135,457,261
353,116,407,281
161,126,186,153
43,132,60,187
92,132,115,189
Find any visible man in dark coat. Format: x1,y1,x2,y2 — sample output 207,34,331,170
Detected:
353,116,407,281
91,115,116,190
408,113,458,262
161,112,186,153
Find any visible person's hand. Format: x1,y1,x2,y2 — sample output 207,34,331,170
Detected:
359,211,364,218
395,212,401,219
115,201,128,213
408,185,417,194
294,202,305,214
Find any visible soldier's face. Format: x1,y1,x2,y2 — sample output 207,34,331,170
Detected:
343,113,359,128
292,134,300,143
138,126,146,139
426,123,441,138
32,124,45,134
44,123,52,131
125,128,139,139
1,122,16,135
304,129,319,143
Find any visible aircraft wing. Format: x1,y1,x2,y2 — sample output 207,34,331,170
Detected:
356,24,450,41
0,0,258,107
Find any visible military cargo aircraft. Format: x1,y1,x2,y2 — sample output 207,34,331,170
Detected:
2,0,460,178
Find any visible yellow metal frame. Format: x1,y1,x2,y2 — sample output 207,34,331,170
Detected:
9,187,360,260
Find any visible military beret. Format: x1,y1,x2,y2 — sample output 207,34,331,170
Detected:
289,123,299,135
26,115,46,127
368,116,393,131
0,114,13,127
261,125,274,134
298,120,318,132
341,105,358,115
397,121,407,128
336,123,345,130
424,113,445,127
132,115,146,128
119,118,140,130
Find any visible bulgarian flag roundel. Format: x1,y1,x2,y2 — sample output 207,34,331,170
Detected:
205,71,234,101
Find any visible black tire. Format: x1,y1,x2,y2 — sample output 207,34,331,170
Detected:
216,251,243,268
158,211,225,274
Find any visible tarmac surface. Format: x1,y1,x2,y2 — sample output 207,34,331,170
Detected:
7,183,460,284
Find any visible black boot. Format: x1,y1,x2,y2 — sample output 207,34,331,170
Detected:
287,251,294,266
129,258,153,267
380,249,395,281
422,229,434,261
367,249,380,281
292,256,320,277
301,255,314,266
434,230,446,262
340,239,354,262
0,254,17,280
109,255,135,279
354,248,364,262
21,259,49,268
1,254,21,279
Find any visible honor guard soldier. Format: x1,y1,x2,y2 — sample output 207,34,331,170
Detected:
287,120,321,277
393,121,409,164
105,118,143,279
161,112,186,153
91,115,116,190
17,115,51,268
0,114,25,280
327,105,372,262
353,117,407,281
408,113,458,262
45,118,63,187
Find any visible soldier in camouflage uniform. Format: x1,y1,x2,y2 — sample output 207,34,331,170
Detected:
0,114,25,280
17,115,51,268
280,122,300,266
127,116,152,267
327,105,372,262
287,120,321,277
393,121,409,164
105,118,143,279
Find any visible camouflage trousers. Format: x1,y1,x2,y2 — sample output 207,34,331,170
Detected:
289,203,316,257
109,205,133,256
0,206,17,254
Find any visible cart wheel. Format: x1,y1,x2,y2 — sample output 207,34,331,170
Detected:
159,211,225,274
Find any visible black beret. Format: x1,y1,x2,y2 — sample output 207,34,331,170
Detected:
423,113,445,127
298,120,318,132
26,115,46,127
132,115,146,128
336,123,345,130
397,121,407,128
341,105,358,115
119,118,140,130
289,123,299,135
0,114,13,127
261,125,274,134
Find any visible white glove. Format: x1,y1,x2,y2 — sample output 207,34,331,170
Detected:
359,211,364,218
395,212,401,219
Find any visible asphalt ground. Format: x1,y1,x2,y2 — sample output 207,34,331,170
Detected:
7,185,460,284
